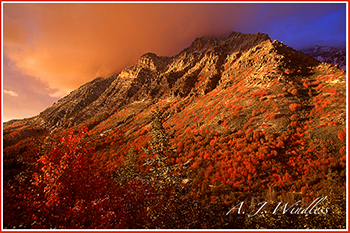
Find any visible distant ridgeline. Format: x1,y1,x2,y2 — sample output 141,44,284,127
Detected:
301,45,346,71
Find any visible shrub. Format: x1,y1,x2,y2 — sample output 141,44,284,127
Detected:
315,84,324,91
248,117,258,123
290,114,299,121
267,95,275,100
289,103,302,111
308,90,313,97
266,113,279,120
337,128,346,142
284,68,291,74
290,121,298,128
291,88,298,95
252,90,269,98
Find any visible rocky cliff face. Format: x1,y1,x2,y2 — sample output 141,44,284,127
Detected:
38,76,116,128
36,31,321,129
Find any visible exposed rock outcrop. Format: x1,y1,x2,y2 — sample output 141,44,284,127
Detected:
37,31,320,128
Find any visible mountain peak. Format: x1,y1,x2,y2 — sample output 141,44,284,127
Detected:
18,31,342,129
186,31,271,55
138,52,172,72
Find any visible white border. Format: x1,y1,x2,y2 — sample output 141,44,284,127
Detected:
1,1,348,231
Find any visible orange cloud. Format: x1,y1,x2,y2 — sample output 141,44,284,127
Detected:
2,3,346,121
3,3,256,97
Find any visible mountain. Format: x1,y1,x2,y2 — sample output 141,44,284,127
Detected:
38,32,273,128
3,31,346,229
301,45,346,70
36,32,329,129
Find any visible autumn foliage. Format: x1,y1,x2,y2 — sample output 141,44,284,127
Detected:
3,128,155,228
337,128,346,142
289,103,302,111
2,48,347,229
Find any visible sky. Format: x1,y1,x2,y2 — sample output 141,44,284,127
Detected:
2,2,347,122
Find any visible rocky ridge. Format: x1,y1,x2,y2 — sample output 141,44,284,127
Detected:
36,31,320,128
38,76,115,128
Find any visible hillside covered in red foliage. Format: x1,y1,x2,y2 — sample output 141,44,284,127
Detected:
3,32,347,229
